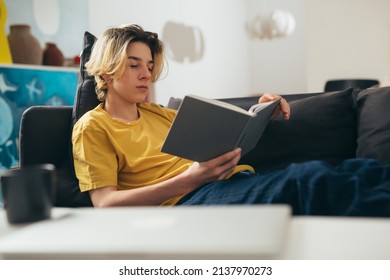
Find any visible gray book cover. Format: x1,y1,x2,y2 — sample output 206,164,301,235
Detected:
161,94,280,162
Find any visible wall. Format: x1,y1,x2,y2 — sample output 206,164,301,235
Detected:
305,0,390,92
89,0,390,99
246,0,306,95
4,0,88,58
4,0,390,104
88,0,252,106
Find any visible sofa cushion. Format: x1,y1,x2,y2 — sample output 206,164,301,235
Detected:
71,31,99,125
240,88,356,171
56,31,98,207
356,86,390,164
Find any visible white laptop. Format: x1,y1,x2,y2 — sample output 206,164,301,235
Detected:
0,205,291,259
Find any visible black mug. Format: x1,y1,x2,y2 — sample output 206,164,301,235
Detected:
0,164,56,224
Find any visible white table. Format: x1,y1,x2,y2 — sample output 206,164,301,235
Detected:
282,216,390,259
0,206,290,260
0,206,390,260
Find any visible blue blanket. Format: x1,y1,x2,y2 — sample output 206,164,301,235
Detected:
176,158,390,217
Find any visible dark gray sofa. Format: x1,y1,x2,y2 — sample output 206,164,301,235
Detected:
18,31,390,207
19,86,390,207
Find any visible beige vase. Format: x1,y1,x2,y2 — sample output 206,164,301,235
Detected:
7,24,43,65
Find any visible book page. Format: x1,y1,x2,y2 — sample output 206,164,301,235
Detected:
248,98,280,115
187,94,251,115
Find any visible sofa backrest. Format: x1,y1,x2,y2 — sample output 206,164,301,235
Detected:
16,34,100,206
71,31,99,126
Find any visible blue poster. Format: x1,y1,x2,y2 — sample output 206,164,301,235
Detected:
0,64,77,170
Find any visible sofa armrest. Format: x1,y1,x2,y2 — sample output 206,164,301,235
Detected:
19,106,73,168
19,106,93,207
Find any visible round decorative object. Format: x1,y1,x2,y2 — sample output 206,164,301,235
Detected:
7,24,43,65
247,10,296,40
43,42,64,66
270,10,296,38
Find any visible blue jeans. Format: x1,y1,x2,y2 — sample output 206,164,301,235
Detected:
175,158,390,217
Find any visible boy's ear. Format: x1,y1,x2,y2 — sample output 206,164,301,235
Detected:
101,73,111,82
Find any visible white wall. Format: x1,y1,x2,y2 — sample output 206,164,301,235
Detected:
247,0,390,93
4,0,89,58
88,0,252,106
6,1,390,103
88,0,390,100
305,0,390,91
246,0,306,95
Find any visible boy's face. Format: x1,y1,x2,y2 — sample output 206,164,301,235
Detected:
109,42,154,104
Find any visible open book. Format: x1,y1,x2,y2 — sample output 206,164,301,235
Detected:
161,94,281,162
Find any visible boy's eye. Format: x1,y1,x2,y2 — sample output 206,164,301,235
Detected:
129,63,153,72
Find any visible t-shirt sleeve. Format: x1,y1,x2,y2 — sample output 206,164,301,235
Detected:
72,125,118,192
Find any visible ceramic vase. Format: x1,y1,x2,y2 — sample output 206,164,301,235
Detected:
7,24,42,65
43,42,64,66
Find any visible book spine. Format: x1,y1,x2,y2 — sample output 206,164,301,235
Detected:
236,118,253,154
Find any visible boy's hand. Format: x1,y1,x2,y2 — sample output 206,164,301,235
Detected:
259,93,290,120
181,148,242,191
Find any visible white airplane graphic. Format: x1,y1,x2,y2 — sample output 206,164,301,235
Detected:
0,73,18,94
26,78,43,100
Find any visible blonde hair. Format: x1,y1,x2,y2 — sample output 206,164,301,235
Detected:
86,24,164,101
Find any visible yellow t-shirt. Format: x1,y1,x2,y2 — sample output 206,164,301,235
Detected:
72,102,254,205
